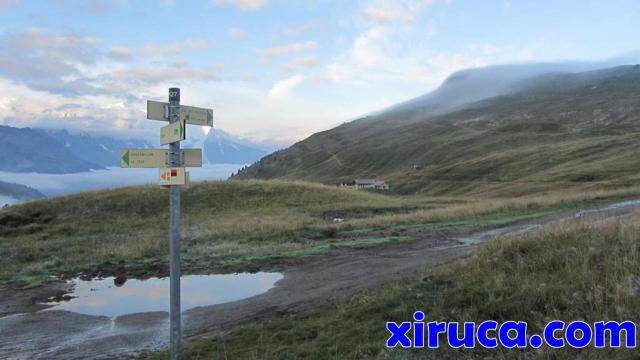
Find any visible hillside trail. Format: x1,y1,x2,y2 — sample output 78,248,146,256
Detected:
1,199,639,359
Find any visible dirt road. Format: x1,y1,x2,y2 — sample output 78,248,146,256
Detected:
1,200,638,359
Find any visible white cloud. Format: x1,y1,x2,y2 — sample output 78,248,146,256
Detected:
0,27,102,95
324,25,493,93
257,41,317,62
108,64,219,86
0,78,150,138
211,0,267,11
363,8,413,25
227,27,246,39
80,0,114,15
284,56,320,72
0,26,225,140
362,0,435,25
284,21,321,37
0,0,563,146
107,47,133,61
325,0,530,91
268,74,305,99
107,39,210,61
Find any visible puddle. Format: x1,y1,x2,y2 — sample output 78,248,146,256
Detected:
602,199,640,210
575,199,640,217
44,272,283,318
451,199,640,247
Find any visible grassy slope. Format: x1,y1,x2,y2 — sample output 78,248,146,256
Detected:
145,208,640,360
0,180,412,285
234,66,640,196
4,178,640,286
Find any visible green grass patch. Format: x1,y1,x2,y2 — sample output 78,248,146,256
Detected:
143,209,640,359
2,179,639,286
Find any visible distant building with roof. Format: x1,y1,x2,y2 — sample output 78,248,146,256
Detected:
340,179,389,190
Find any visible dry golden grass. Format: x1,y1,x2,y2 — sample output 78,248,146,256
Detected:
2,179,640,286
345,185,640,229
146,199,640,360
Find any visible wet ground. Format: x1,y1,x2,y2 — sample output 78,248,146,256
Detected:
1,199,639,359
44,273,283,318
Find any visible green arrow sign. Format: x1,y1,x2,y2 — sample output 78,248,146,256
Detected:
121,150,130,166
120,149,202,168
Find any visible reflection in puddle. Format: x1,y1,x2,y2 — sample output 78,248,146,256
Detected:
45,273,283,318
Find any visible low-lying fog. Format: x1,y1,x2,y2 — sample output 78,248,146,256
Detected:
1,164,243,199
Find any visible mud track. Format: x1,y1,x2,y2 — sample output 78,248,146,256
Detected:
1,200,639,359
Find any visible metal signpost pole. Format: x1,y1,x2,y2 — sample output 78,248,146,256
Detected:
121,89,212,359
168,87,182,359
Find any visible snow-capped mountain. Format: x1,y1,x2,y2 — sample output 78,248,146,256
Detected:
44,129,152,167
183,128,274,165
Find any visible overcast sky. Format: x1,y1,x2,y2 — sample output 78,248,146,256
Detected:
0,0,638,145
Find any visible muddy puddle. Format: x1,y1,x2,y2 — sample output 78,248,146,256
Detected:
44,272,283,318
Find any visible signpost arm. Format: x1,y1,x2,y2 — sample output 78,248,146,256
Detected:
168,87,182,360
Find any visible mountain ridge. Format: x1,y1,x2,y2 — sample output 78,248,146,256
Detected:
0,180,45,205
233,65,640,196
0,125,273,173
0,125,102,174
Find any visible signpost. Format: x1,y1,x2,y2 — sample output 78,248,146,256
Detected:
159,167,187,186
160,120,185,145
147,100,214,126
121,88,213,360
120,149,203,168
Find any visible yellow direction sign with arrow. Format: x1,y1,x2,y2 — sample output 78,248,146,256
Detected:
160,120,186,145
120,149,202,168
147,100,214,127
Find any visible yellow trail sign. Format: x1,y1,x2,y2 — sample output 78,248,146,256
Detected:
147,100,213,127
159,167,187,186
160,120,185,145
181,149,203,167
120,149,202,168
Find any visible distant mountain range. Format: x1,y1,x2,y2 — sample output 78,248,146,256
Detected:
44,129,151,168
203,130,273,165
0,125,273,174
0,126,101,173
233,64,640,196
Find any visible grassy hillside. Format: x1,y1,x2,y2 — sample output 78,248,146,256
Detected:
234,66,640,196
145,207,640,360
0,180,412,285
3,179,639,286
